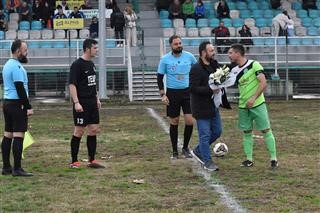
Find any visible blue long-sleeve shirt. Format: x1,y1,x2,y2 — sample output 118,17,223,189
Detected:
195,5,205,16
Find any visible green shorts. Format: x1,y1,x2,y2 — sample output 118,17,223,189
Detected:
238,103,271,131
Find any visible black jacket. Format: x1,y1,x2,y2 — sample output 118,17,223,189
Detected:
110,11,125,31
190,59,220,119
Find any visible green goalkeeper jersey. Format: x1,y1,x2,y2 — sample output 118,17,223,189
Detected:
233,60,265,108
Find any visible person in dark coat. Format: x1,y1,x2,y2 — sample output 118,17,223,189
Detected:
89,16,98,38
238,24,253,51
216,0,230,19
110,6,125,47
189,41,224,172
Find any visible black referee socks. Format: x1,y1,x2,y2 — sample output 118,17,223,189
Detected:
1,136,12,169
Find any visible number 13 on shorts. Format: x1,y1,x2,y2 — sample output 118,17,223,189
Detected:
77,118,84,125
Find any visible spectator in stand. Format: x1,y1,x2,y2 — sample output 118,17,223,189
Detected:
80,0,93,10
61,0,69,11
106,0,117,10
111,6,125,47
0,1,3,10
168,0,182,20
195,0,205,22
0,19,6,31
124,5,138,47
0,9,6,21
155,0,171,14
68,6,85,18
270,0,281,9
42,0,53,28
302,0,317,10
7,0,21,13
212,21,230,53
0,10,6,31
18,1,31,21
182,0,195,20
32,0,43,21
272,10,294,36
54,5,67,19
89,16,98,38
238,24,253,52
216,0,230,19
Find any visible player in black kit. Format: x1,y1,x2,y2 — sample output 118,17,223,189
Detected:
68,39,104,169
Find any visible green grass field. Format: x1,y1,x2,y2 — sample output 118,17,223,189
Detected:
0,100,319,213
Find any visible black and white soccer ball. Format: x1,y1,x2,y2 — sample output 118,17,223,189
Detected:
213,143,228,157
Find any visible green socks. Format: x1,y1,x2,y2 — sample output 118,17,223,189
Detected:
264,131,277,161
243,133,253,161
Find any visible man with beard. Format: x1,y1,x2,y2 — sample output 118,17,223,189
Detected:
1,39,33,176
157,35,197,159
189,41,223,172
68,39,105,169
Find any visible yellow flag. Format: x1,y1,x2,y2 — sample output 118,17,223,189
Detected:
22,131,35,159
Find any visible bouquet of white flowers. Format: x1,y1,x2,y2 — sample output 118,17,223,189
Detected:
208,65,232,108
209,65,230,86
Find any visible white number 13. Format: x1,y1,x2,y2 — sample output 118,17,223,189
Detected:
77,118,84,124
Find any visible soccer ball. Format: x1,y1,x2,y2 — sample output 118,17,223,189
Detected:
213,143,228,157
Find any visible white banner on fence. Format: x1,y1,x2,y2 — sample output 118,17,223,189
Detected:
62,9,113,19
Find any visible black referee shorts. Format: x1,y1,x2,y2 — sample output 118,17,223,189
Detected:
166,88,191,118
73,99,100,126
3,100,28,132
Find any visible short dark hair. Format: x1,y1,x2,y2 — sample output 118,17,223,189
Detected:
169,35,181,44
230,44,245,56
199,41,211,56
56,5,62,10
83,38,98,51
11,39,24,54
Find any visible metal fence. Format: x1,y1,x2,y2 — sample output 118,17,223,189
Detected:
160,36,320,99
0,39,129,100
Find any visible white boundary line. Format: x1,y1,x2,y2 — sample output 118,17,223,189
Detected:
147,107,247,213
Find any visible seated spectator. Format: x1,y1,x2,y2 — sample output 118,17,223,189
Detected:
155,0,171,13
89,16,99,38
0,9,6,21
68,7,85,18
216,0,230,19
18,1,31,21
61,0,69,11
182,0,195,20
168,0,182,20
6,0,21,13
270,0,281,9
42,0,53,28
0,10,7,31
80,0,93,10
110,6,125,47
54,5,67,19
302,0,317,10
195,0,205,21
0,19,6,31
238,24,253,51
212,21,231,53
272,11,294,36
32,0,43,20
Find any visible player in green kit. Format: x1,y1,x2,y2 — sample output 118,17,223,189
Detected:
228,44,278,169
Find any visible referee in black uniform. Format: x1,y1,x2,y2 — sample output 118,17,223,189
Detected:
68,39,104,169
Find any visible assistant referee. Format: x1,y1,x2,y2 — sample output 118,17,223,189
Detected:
1,39,33,177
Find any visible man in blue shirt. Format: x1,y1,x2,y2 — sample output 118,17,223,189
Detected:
157,35,197,159
1,39,33,176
